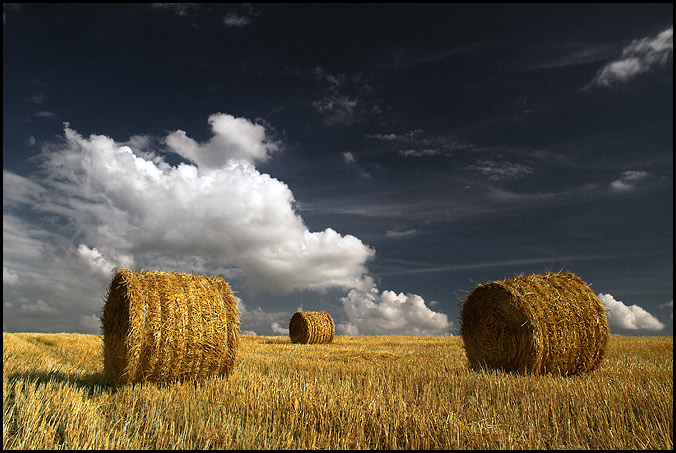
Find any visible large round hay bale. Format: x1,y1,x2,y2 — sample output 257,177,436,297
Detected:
288,311,334,344
460,271,609,375
102,269,240,384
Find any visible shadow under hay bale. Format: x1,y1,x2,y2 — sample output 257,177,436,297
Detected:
289,311,334,344
102,269,240,384
460,271,609,376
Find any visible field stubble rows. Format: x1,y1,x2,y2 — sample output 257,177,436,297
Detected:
2,332,673,449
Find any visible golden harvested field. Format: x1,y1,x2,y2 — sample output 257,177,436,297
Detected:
3,332,673,449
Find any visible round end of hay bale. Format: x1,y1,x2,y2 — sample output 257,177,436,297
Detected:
460,272,609,375
461,283,536,373
289,311,334,344
102,269,240,384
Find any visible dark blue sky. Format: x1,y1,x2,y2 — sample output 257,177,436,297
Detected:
3,3,673,336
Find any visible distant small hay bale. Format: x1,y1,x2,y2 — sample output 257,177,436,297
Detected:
102,269,240,384
460,272,609,376
288,311,335,344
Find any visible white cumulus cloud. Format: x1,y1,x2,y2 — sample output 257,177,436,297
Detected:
4,112,452,336
598,293,665,331
341,285,453,335
164,113,280,168
3,266,19,286
79,314,101,335
270,321,288,336
18,298,55,315
20,116,373,294
335,322,361,336
77,244,117,279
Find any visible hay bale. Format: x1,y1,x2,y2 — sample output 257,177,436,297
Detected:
460,271,609,375
101,269,240,384
288,311,334,344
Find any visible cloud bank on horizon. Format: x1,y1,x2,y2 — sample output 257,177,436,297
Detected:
2,112,668,336
3,113,455,335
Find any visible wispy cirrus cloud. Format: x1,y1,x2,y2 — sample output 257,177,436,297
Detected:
399,148,440,157
151,3,258,28
467,159,535,181
341,151,371,178
374,254,612,277
298,189,484,221
223,4,259,27
377,44,479,70
367,129,471,157
30,93,46,104
587,26,673,89
151,3,200,17
3,3,21,25
223,12,250,28
529,42,618,72
367,129,424,142
312,67,381,125
341,151,356,164
385,228,418,239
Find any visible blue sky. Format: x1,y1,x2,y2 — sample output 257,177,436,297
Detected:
3,3,672,336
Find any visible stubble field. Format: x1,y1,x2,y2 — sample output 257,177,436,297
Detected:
2,332,672,449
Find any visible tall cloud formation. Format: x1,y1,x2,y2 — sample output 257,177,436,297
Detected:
3,113,452,335
30,114,373,294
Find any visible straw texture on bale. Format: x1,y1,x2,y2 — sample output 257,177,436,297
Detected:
460,272,609,376
102,269,240,384
289,311,335,344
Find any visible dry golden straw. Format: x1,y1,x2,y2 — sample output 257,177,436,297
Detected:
102,269,240,384
460,271,609,375
288,311,335,344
